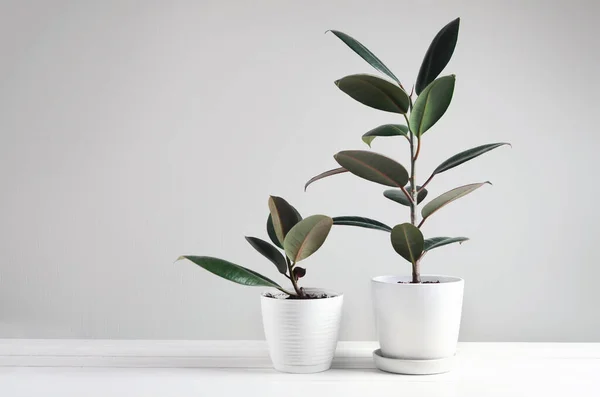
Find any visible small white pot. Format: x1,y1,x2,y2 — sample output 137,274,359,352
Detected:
372,275,464,362
260,289,343,373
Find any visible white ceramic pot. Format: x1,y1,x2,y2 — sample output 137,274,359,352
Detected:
260,289,343,373
372,275,464,362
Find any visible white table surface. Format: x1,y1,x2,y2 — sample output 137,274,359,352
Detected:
0,341,598,397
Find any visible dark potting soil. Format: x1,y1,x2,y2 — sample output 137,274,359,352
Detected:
264,292,331,300
397,280,441,284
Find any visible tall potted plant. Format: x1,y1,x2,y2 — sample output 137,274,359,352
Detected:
178,196,343,373
306,18,510,374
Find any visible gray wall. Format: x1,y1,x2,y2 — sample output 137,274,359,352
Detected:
1,0,598,341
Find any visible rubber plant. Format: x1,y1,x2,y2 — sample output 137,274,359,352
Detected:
179,196,351,298
306,18,510,283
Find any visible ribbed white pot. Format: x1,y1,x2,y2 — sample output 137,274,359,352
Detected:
260,289,343,373
372,275,464,361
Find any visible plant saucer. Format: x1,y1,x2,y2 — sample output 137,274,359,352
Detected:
372,349,455,375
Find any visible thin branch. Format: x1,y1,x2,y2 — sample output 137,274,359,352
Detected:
413,137,422,161
400,185,414,204
419,173,435,192
417,217,426,229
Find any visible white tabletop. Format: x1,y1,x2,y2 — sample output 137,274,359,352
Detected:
0,341,598,397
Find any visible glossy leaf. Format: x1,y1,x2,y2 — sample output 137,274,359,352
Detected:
328,30,401,86
421,182,491,220
409,75,455,137
362,124,409,147
334,150,409,188
305,167,348,191
416,18,460,95
335,74,410,114
178,256,283,290
433,143,511,175
284,215,333,263
384,186,428,206
268,196,302,246
245,236,288,275
390,223,424,264
266,214,283,249
424,237,469,252
332,216,392,232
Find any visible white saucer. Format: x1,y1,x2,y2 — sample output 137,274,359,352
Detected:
372,349,455,375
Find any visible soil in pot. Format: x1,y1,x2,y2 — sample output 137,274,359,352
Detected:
263,291,332,300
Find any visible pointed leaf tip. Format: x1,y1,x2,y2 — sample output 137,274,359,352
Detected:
328,30,402,86
421,182,490,221
416,18,460,94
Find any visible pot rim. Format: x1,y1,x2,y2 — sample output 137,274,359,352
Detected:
372,274,464,285
261,287,343,300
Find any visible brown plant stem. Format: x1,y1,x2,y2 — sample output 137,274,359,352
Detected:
286,257,304,297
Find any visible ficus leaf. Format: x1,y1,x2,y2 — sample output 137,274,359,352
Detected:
245,236,288,275
268,196,302,246
390,223,424,264
410,75,455,137
332,216,392,232
424,237,469,252
335,74,410,114
421,182,491,221
284,215,333,263
328,30,402,86
362,124,409,147
416,18,460,95
267,214,283,249
178,256,283,290
433,143,511,175
334,150,409,188
305,167,348,191
384,186,428,206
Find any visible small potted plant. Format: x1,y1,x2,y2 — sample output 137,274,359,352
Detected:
306,18,510,374
178,196,343,373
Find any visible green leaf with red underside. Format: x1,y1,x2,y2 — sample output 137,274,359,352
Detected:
284,215,333,263
421,182,491,221
334,150,409,188
335,74,410,114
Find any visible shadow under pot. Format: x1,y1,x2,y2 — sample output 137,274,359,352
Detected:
371,275,464,375
260,288,344,373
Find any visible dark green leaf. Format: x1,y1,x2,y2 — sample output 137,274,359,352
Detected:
416,18,460,95
424,237,469,252
178,256,283,290
305,167,348,191
335,74,410,114
334,150,409,188
421,182,491,221
268,196,302,246
384,186,428,206
332,216,392,232
390,223,424,264
433,143,511,175
284,215,333,263
245,236,288,275
328,30,402,86
410,75,455,137
362,124,409,147
267,214,283,249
